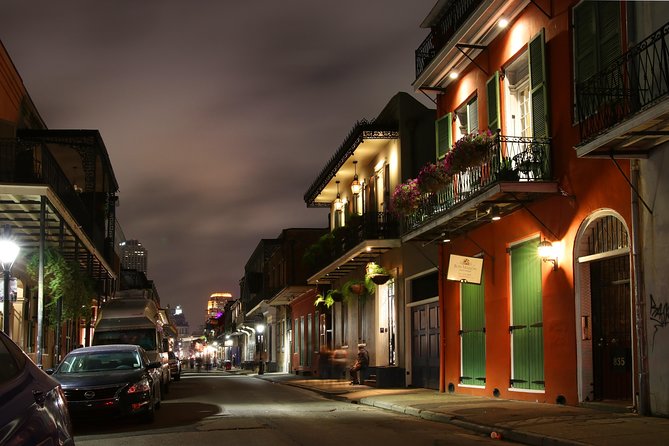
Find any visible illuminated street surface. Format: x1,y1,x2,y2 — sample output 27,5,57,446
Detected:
73,373,518,446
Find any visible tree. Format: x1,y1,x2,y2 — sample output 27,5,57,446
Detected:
26,248,96,325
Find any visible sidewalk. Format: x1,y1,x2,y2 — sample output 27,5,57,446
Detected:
248,371,669,446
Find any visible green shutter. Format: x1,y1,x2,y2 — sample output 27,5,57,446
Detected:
529,29,549,139
486,72,500,132
436,113,452,159
574,1,597,84
510,239,544,391
461,274,485,386
468,97,479,133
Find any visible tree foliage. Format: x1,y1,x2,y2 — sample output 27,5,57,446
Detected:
26,248,96,325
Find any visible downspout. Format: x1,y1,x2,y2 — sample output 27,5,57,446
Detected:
631,159,650,415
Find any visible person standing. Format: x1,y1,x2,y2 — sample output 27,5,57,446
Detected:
349,343,369,385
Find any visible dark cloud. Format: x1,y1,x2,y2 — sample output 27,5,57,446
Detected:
0,0,434,328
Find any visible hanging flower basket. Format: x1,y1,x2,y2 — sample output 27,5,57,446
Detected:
370,274,391,285
391,179,420,216
448,130,496,173
416,161,451,194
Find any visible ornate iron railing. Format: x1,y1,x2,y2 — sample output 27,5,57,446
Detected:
0,139,105,253
415,0,483,79
576,21,669,143
306,212,399,275
404,134,551,233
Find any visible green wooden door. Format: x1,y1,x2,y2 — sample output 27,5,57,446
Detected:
510,239,544,390
461,274,485,386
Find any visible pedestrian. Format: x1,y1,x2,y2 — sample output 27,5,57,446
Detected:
332,346,347,379
318,345,333,379
349,343,369,385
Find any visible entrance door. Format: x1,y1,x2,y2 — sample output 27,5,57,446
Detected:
411,301,440,389
591,256,632,401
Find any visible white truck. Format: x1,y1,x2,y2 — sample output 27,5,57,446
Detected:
92,297,171,393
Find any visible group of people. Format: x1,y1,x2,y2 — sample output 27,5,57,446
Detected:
319,343,369,385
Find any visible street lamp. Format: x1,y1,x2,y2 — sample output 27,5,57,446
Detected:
256,323,265,375
0,233,20,336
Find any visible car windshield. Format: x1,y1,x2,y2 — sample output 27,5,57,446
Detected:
93,329,157,351
58,351,142,373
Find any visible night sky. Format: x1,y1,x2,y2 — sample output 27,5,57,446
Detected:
0,1,435,329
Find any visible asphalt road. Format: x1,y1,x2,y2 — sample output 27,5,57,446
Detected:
73,373,518,445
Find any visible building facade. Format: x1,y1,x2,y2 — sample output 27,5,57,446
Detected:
406,0,669,414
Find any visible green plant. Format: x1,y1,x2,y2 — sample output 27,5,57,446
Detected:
26,247,96,325
365,262,392,285
314,289,342,309
496,157,520,181
342,278,375,301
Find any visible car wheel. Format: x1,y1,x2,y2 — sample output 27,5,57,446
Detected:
155,383,162,410
162,376,170,394
174,372,181,381
141,394,156,423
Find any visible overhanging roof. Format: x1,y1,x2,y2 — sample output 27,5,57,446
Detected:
307,239,400,285
0,185,116,281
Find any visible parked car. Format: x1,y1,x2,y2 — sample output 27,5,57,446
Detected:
48,344,162,423
0,330,75,446
167,351,181,381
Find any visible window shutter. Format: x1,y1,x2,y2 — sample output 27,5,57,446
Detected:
486,72,500,132
574,1,597,84
529,29,549,139
510,239,544,391
468,97,479,133
435,113,452,159
461,275,485,386
598,2,622,69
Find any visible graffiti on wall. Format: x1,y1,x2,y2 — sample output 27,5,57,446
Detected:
650,294,669,349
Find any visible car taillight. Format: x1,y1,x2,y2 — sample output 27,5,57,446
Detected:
127,378,150,394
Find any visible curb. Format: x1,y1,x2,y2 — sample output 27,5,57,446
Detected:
259,375,589,446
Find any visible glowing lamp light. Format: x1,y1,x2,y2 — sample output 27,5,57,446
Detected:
351,160,362,195
256,323,265,334
334,180,343,211
538,239,558,271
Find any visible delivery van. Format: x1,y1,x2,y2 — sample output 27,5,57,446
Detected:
92,297,171,393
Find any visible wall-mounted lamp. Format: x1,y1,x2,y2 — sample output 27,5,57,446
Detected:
498,18,509,28
334,180,343,211
449,72,459,79
490,206,501,221
351,160,362,195
538,239,558,270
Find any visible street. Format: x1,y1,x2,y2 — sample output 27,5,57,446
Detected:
73,372,518,446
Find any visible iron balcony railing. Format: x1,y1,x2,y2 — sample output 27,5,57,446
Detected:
415,0,483,79
576,21,669,143
0,139,106,254
307,212,399,274
404,134,551,233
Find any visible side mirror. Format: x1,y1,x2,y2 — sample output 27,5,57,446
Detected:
147,361,162,369
45,369,55,375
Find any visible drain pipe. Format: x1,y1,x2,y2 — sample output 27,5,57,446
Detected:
631,159,650,415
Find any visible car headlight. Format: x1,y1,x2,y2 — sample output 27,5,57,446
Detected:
127,378,151,394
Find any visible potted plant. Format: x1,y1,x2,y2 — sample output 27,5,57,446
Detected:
391,179,421,216
365,262,391,285
448,130,496,173
342,278,375,301
495,157,520,181
416,161,451,193
314,289,342,309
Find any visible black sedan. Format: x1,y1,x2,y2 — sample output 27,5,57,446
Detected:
49,344,163,423
0,330,75,446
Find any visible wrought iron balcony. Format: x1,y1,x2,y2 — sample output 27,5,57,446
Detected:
403,134,552,234
575,21,669,156
305,212,400,283
0,139,107,257
415,0,483,79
